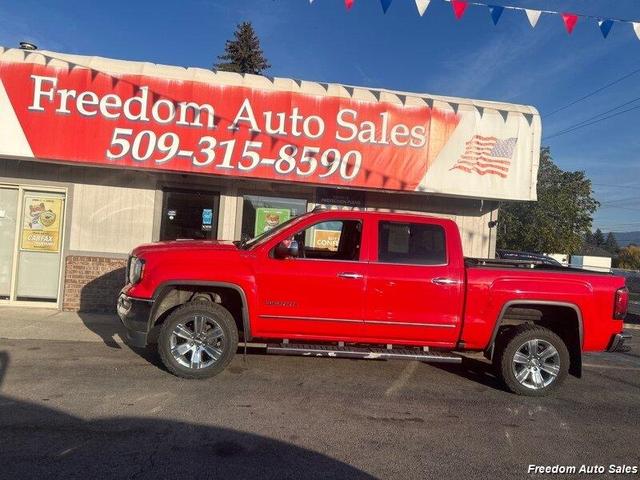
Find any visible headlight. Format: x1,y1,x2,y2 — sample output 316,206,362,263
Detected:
128,256,145,284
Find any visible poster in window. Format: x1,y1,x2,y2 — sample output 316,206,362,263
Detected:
312,229,341,252
254,208,291,236
20,195,64,252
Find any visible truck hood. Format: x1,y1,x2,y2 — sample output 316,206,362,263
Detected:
131,240,239,256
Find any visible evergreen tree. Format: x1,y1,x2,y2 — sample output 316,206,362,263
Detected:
604,232,619,253
584,230,594,246
214,22,271,75
593,228,605,247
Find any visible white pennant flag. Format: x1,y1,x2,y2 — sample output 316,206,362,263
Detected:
524,9,541,28
633,22,640,40
415,0,431,16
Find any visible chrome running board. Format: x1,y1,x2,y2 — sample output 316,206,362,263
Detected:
266,343,462,363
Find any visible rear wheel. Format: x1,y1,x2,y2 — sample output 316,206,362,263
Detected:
158,301,238,379
494,324,569,396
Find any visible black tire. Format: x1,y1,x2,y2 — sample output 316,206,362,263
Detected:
494,324,570,396
158,301,238,379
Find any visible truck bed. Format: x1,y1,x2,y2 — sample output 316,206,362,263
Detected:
465,257,612,275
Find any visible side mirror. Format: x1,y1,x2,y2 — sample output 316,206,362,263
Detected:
274,240,299,259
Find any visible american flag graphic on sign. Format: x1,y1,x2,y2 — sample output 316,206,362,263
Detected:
450,136,517,178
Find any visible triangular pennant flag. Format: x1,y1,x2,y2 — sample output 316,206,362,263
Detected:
370,90,381,101
475,105,484,118
489,5,504,25
396,94,407,105
523,113,533,126
450,102,459,115
498,110,509,122
598,19,613,38
345,0,354,10
343,86,355,97
634,22,640,40
451,0,467,20
524,9,541,28
415,0,430,16
561,13,579,34
381,0,392,13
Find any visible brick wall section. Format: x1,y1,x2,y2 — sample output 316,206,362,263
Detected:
62,256,127,313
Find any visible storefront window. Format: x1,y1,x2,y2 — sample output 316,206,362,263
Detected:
160,189,219,241
240,195,307,241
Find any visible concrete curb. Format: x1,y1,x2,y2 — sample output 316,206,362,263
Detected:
0,307,127,345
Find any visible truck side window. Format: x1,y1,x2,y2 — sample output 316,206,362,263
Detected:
292,220,362,261
378,222,446,265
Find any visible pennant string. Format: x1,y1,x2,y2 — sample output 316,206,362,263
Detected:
313,0,640,40
439,0,640,24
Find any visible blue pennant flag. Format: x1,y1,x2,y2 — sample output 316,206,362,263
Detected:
489,5,504,25
598,19,614,38
381,0,392,13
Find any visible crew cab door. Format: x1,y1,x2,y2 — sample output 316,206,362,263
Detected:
363,217,464,346
253,214,367,340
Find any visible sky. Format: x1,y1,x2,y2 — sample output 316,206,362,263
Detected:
0,0,638,232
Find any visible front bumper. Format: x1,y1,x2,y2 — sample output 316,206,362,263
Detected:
607,333,632,353
117,293,152,348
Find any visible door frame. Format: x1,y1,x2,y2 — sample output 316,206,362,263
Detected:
233,187,314,242
158,186,220,241
0,182,68,308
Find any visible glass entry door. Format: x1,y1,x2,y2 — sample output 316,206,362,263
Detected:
160,189,219,241
0,187,19,300
0,186,66,304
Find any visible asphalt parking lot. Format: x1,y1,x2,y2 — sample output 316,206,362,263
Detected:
0,333,638,480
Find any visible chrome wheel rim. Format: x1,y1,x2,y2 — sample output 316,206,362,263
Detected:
169,315,225,369
511,338,560,390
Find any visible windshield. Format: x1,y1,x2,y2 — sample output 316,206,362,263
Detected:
239,213,311,250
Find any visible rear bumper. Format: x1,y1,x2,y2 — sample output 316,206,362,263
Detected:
117,293,152,348
607,333,632,353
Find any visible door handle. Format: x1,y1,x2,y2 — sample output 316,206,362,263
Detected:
338,272,364,279
432,277,459,285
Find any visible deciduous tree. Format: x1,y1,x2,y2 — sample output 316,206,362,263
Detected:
618,245,640,270
496,147,599,254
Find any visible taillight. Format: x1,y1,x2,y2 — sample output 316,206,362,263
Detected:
614,287,629,320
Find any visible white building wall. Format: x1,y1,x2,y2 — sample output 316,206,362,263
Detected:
69,183,155,254
1,159,499,259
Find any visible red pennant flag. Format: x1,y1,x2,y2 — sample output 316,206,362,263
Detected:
561,13,578,34
451,1,468,20
345,0,354,10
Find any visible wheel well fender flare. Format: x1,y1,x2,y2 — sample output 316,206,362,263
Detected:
488,300,584,377
150,281,252,341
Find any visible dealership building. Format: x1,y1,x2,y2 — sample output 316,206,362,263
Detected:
0,46,541,312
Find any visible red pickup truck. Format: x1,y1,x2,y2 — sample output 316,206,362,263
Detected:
118,210,630,396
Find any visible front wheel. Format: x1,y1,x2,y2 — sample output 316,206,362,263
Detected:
158,301,238,379
494,324,569,396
